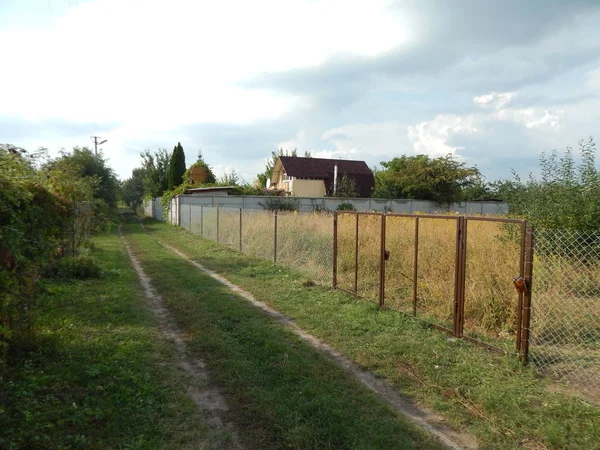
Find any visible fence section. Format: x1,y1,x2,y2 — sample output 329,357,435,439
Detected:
170,205,600,400
529,228,600,400
181,206,333,285
334,212,530,355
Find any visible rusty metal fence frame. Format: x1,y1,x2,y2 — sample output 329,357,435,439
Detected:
333,211,533,361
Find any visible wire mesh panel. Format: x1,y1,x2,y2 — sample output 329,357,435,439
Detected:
277,211,333,285
463,220,523,349
219,207,241,251
240,209,275,262
189,204,203,235
529,228,600,401
385,215,417,314
355,213,382,303
202,206,218,242
335,212,357,292
414,217,457,330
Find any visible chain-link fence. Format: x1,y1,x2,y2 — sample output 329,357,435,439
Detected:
177,205,600,400
530,228,600,400
184,206,333,285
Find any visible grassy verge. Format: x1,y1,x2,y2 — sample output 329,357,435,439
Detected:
0,227,209,449
143,217,600,450
122,217,442,449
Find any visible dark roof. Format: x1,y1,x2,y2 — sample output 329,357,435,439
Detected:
279,156,374,197
279,156,372,178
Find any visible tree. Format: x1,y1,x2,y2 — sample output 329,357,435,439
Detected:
501,136,600,230
168,142,186,190
46,147,119,207
122,168,146,209
141,149,170,197
220,169,241,186
373,154,480,204
256,148,306,188
333,174,358,198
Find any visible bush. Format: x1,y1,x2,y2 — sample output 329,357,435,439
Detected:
337,202,356,211
53,255,102,279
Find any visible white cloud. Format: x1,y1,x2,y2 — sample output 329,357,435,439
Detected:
473,92,517,109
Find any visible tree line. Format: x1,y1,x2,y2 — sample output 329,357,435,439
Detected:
125,137,600,231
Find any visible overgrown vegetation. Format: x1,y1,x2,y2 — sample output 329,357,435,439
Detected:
0,145,117,369
502,136,600,230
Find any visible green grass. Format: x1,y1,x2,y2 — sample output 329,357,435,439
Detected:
122,217,441,449
142,217,600,450
0,228,210,449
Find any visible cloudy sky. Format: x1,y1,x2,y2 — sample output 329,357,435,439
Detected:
2,0,600,182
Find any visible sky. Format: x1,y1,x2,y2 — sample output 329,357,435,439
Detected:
1,0,600,182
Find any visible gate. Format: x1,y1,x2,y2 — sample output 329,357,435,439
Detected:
333,211,533,360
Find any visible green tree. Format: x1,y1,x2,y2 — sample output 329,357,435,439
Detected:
373,154,480,204
168,142,187,190
141,149,170,197
333,174,358,199
502,136,600,230
46,147,119,207
122,168,146,209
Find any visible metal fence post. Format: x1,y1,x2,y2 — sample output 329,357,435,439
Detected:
216,206,220,243
273,211,278,263
521,225,535,364
453,216,467,337
200,205,204,236
188,204,192,231
333,211,338,289
413,217,419,316
379,213,386,307
239,208,243,252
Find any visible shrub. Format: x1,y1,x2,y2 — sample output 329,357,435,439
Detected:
53,255,102,279
337,202,356,211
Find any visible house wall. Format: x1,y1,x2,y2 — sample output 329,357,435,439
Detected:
288,179,326,197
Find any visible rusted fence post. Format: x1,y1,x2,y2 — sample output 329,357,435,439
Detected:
273,210,278,263
453,217,467,337
521,225,535,364
333,211,338,289
413,217,419,316
379,213,386,307
216,206,220,243
239,208,243,252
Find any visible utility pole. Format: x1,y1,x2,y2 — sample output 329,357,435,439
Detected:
90,136,107,157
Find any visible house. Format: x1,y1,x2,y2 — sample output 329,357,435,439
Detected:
270,156,374,197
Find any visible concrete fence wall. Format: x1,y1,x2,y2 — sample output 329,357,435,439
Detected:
144,195,508,224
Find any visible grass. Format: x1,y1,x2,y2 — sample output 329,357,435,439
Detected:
144,216,600,449
0,228,211,449
122,215,442,449
185,207,600,397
